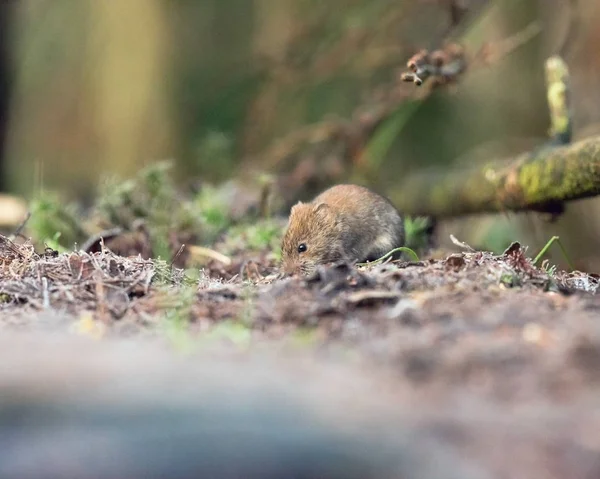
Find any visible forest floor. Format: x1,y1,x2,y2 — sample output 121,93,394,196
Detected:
3,162,600,477
3,229,600,477
2,229,600,397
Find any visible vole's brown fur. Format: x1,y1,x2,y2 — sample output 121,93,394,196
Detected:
281,184,405,275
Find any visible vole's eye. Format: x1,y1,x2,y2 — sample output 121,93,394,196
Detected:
297,243,307,253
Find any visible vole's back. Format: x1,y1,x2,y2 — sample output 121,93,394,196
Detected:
314,184,404,262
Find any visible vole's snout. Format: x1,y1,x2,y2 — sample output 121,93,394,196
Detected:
281,257,315,277
281,258,298,277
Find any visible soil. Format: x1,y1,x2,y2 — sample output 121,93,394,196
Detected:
2,232,600,477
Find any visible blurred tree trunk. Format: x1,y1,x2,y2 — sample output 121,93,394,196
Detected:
0,1,14,192
86,0,172,179
240,0,294,155
5,0,172,199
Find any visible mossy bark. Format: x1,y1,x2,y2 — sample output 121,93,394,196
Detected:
389,135,600,218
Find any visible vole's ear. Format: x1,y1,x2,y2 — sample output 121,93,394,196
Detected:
312,202,331,217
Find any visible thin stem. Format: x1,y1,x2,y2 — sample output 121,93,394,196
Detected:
357,246,419,267
532,235,575,270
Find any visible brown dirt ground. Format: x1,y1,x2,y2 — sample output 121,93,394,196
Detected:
3,233,600,477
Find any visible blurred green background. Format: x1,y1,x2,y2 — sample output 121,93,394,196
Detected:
1,0,600,269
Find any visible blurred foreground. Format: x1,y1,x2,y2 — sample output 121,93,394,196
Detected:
3,303,600,478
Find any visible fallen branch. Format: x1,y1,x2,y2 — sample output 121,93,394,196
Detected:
389,134,600,218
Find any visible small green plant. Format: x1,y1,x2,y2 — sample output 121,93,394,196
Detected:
153,258,197,287
540,260,557,276
403,216,432,253
95,161,209,259
45,232,66,253
533,235,574,271
96,162,172,228
357,246,419,267
28,192,86,250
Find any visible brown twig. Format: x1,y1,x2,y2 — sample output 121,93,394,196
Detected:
400,43,466,87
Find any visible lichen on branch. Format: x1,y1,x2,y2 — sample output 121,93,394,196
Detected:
389,135,600,218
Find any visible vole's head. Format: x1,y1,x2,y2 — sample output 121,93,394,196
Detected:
281,201,343,276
